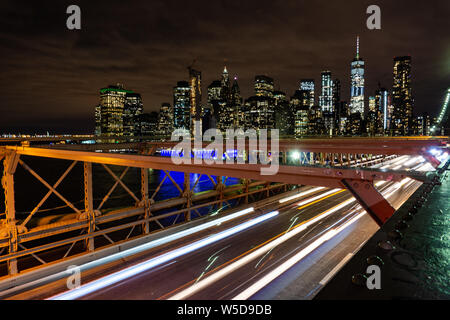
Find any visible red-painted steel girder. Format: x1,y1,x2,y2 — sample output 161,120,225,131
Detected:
341,179,396,226
423,154,441,168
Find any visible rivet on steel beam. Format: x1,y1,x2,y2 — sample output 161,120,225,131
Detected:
395,220,409,230
351,273,368,286
366,255,384,267
377,240,396,252
402,212,413,221
388,229,403,241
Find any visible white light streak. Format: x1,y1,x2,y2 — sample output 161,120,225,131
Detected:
232,211,365,300
168,197,356,300
49,210,279,300
279,187,326,203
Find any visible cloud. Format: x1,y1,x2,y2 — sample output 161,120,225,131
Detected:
0,0,448,133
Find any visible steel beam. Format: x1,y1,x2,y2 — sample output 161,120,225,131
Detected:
141,168,150,234
2,151,19,275
84,162,94,251
341,179,395,226
140,137,448,157
5,147,417,189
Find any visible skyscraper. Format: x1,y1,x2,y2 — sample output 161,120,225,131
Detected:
331,78,341,134
123,93,143,137
209,67,239,131
157,102,173,136
94,104,101,136
173,81,191,130
349,36,365,118
230,76,243,127
367,96,378,136
332,78,341,113
254,75,274,98
274,90,293,135
319,71,333,112
392,56,413,135
139,112,159,136
319,71,334,134
243,96,275,131
376,87,390,134
299,79,315,107
291,90,310,137
217,67,235,130
99,84,134,136
336,101,349,135
221,66,230,102
207,79,222,116
188,67,202,133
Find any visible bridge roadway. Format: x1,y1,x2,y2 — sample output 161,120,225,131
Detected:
4,154,428,300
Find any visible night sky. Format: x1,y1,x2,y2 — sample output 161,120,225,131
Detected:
0,0,449,134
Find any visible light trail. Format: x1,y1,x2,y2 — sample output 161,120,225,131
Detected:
295,188,342,207
231,176,416,300
279,187,326,203
49,155,425,300
168,197,357,300
1,206,257,299
379,155,409,169
232,211,366,300
49,210,279,300
404,156,423,167
168,175,415,300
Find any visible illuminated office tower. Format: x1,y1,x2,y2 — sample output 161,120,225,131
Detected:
291,90,310,137
308,105,325,135
218,67,236,130
139,112,159,136
330,78,341,134
243,96,275,131
255,75,274,98
221,66,230,102
173,81,191,130
243,75,275,131
336,101,349,135
412,114,430,136
188,67,202,134
299,79,315,107
123,93,143,137
319,71,333,112
332,79,341,113
157,102,173,136
375,87,390,134
94,105,101,135
349,36,365,118
319,71,334,134
274,90,293,135
230,76,243,127
207,80,222,116
392,56,413,135
367,96,377,136
99,84,133,136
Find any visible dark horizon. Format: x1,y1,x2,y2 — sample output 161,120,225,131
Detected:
1,0,449,134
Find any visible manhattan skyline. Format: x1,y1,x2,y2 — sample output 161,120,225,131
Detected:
0,0,449,133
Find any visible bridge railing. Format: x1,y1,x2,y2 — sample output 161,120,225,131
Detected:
0,147,290,277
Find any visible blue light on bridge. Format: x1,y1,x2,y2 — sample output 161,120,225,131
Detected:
159,148,238,161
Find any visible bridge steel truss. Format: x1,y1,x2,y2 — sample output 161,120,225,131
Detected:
0,136,446,277
0,147,290,276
